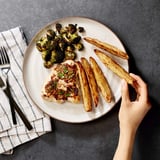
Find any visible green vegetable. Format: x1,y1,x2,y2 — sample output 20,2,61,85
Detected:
41,50,51,61
65,50,76,60
55,23,62,33
55,48,65,63
36,23,85,68
58,72,65,79
36,37,48,51
67,24,77,34
50,50,57,63
74,43,84,51
43,61,53,68
46,29,56,40
78,27,84,33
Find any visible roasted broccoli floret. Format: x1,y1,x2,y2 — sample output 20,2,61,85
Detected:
58,39,67,51
78,27,85,33
43,61,53,68
63,33,80,44
74,43,84,51
36,37,49,52
69,33,81,44
62,32,81,44
68,24,77,34
56,23,62,33
66,45,75,52
55,48,65,63
46,29,56,40
50,49,65,63
50,50,57,63
36,23,85,68
41,50,51,61
65,50,76,60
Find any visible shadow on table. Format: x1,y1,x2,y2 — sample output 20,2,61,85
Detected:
134,97,160,160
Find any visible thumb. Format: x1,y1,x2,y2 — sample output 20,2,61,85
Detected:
121,79,129,102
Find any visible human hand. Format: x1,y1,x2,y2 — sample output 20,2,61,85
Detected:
119,73,151,133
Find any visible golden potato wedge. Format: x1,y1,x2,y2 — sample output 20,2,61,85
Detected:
84,37,129,59
76,61,92,112
94,49,135,85
81,57,99,107
89,57,112,103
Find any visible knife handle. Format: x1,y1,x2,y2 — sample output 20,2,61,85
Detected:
4,80,33,130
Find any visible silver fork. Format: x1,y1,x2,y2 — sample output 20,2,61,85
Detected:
0,47,16,125
0,47,33,130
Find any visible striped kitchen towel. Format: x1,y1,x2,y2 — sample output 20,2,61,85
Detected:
0,27,52,154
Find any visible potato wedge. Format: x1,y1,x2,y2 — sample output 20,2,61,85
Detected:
81,57,99,107
76,61,92,112
89,57,112,103
84,37,129,59
94,49,135,85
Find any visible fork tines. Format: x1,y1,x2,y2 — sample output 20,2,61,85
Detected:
0,47,10,67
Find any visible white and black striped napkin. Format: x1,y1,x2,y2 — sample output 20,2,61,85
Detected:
0,27,52,154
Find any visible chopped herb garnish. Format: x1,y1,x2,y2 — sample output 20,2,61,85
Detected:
58,90,65,95
65,93,71,97
58,72,65,78
63,67,68,74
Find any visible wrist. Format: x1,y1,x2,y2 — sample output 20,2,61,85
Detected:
119,123,138,136
119,125,137,151
113,127,136,160
119,127,136,142
117,127,136,159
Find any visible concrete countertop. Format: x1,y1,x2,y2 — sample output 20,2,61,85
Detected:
0,0,160,160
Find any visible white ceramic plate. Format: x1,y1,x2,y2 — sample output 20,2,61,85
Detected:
23,16,128,123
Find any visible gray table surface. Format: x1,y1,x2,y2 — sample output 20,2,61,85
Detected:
0,0,160,160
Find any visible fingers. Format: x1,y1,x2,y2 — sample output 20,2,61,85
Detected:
130,73,146,87
121,79,129,103
130,73,148,101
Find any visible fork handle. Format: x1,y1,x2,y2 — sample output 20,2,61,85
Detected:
5,89,17,125
4,81,33,130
